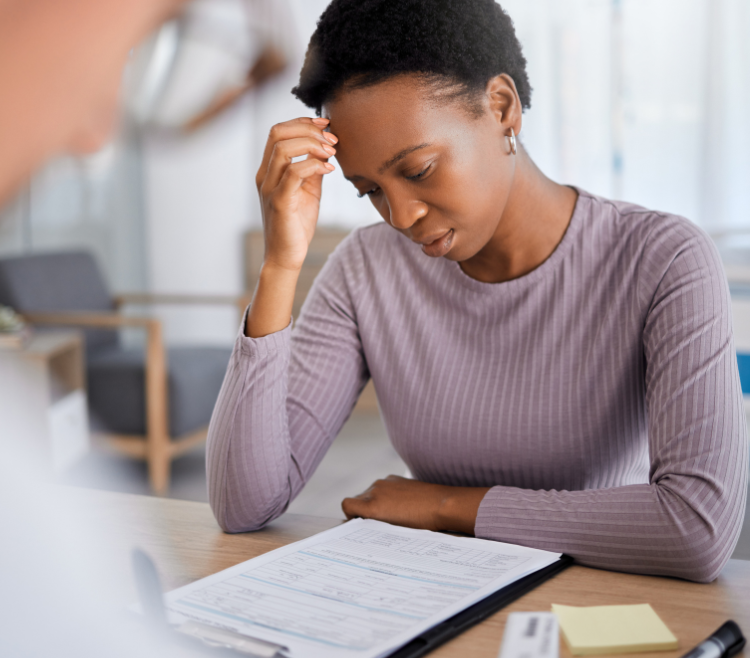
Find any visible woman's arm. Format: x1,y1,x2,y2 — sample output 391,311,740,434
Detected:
207,255,370,532
345,220,748,582
207,117,372,532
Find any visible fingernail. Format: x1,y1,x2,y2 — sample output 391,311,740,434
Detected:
312,117,330,125
323,144,336,155
325,163,335,171
325,133,338,144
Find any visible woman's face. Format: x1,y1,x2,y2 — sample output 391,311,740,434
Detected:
326,74,517,262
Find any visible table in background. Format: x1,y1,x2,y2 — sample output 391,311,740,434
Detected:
75,489,750,658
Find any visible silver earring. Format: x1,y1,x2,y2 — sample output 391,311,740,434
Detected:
508,127,517,155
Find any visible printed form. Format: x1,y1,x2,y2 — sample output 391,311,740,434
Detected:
165,519,561,658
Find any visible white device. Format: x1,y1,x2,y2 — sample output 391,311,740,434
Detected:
498,612,559,658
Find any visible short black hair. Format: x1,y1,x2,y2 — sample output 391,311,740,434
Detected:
292,0,532,117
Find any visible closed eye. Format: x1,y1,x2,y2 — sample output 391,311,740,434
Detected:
405,162,433,181
356,162,433,198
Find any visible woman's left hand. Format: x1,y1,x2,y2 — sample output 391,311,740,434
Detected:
341,475,490,534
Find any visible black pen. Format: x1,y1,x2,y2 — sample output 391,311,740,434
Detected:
680,621,746,658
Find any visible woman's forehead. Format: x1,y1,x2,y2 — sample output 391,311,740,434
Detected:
327,78,431,138
326,77,472,177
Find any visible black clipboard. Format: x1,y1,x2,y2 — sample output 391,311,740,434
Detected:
387,554,575,658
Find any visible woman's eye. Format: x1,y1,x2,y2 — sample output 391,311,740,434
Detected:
406,163,432,181
357,188,379,198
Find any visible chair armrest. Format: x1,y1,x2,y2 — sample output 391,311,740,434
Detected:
113,293,252,310
22,311,156,329
23,311,170,453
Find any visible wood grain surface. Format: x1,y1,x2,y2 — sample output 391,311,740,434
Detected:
67,489,749,658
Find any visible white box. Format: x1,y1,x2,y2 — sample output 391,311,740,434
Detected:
48,389,90,473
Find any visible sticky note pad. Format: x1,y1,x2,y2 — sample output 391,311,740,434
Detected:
551,603,678,655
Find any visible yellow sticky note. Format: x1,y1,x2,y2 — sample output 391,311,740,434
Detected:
551,603,679,656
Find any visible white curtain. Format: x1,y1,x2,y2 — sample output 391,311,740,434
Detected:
502,0,750,237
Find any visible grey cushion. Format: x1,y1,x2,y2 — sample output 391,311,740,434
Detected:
87,346,232,437
0,251,117,353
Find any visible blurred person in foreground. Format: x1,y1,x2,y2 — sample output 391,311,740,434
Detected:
0,1,194,655
207,0,748,583
0,0,185,204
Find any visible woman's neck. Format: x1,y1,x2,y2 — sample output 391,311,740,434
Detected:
459,146,578,284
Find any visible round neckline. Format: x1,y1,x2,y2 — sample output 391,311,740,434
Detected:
441,186,587,293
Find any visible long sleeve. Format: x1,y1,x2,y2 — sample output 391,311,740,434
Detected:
474,221,748,582
206,238,369,532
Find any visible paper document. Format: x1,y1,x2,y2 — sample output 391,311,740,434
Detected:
165,518,561,658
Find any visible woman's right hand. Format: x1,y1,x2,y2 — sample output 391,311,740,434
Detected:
255,117,338,273
246,117,337,338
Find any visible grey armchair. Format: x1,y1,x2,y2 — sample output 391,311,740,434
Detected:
0,250,249,494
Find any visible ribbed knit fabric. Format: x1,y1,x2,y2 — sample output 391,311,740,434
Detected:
207,189,748,583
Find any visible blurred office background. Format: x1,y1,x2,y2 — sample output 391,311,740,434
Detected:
0,0,749,556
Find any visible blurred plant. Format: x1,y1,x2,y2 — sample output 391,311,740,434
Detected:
0,305,25,333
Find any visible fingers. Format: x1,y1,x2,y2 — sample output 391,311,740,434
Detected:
341,481,376,520
271,158,335,208
341,478,386,520
262,137,336,194
257,117,337,189
341,496,366,520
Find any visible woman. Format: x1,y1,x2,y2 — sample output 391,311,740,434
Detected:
207,0,748,582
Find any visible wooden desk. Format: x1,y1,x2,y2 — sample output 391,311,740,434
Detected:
75,489,750,658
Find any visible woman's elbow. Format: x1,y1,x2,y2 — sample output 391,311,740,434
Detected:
655,479,746,583
217,514,266,534
665,521,741,583
210,489,289,534
671,546,728,583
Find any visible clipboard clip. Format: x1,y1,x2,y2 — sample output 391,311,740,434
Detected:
132,548,288,658
178,620,287,657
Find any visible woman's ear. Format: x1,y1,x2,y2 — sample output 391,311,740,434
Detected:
486,74,522,137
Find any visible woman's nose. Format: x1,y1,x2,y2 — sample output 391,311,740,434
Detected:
387,197,428,230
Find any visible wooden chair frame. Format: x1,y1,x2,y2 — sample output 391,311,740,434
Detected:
23,292,251,495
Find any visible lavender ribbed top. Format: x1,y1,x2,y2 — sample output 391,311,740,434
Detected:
207,188,748,582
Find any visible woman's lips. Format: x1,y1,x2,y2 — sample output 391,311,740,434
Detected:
421,229,454,258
